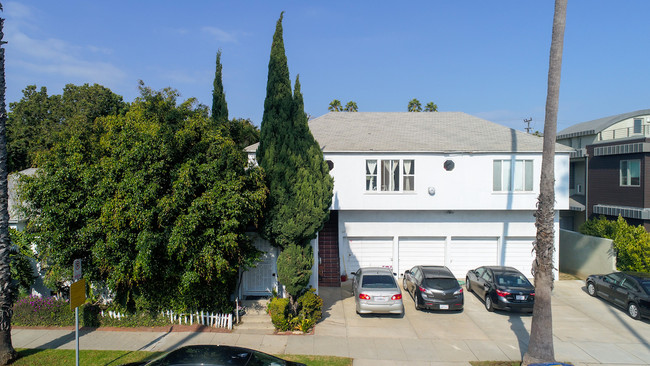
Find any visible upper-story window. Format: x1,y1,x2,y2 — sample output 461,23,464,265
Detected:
366,159,415,192
634,118,643,134
620,160,640,187
493,159,533,192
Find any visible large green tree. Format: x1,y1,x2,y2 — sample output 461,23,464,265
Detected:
0,4,17,364
21,85,267,313
257,13,333,309
6,83,126,173
522,0,567,364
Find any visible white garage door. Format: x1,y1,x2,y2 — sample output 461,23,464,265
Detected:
448,237,498,279
347,237,393,273
503,237,535,278
398,237,445,277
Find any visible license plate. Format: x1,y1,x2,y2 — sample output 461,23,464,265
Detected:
439,304,449,310
516,295,526,301
374,296,388,302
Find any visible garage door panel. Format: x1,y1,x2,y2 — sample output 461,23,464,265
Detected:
398,237,445,276
503,237,535,278
347,237,393,273
449,237,498,279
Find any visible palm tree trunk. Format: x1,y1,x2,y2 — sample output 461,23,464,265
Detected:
522,0,567,364
0,7,17,365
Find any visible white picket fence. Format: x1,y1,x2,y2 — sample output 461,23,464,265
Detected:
101,309,233,330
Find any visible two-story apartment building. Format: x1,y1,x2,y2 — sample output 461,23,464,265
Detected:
243,112,571,297
557,109,650,232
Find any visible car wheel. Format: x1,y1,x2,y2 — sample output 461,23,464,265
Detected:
628,302,641,320
414,294,421,310
466,277,472,292
587,281,597,297
485,295,494,312
403,278,407,290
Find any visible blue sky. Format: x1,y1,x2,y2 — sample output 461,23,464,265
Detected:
3,1,650,132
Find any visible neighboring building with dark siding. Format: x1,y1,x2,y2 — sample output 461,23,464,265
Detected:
557,109,650,231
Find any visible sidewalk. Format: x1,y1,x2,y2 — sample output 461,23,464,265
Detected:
11,280,650,366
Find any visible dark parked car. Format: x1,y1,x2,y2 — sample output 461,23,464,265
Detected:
465,266,535,312
403,265,463,311
586,271,650,320
120,345,305,366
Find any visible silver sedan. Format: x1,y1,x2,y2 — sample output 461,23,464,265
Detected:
352,267,404,315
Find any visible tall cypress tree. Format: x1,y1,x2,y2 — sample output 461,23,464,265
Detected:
211,49,228,124
257,13,333,308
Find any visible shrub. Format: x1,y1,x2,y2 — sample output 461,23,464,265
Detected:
268,288,323,333
580,215,650,272
268,297,291,331
13,296,73,327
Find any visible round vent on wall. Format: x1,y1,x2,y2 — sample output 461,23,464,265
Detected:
326,160,334,170
444,160,455,171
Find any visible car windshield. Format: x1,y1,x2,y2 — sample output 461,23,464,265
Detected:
362,274,396,289
147,345,252,365
423,278,458,290
496,274,531,287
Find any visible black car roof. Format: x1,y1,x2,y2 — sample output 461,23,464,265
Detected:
421,266,455,278
484,266,524,275
623,271,650,280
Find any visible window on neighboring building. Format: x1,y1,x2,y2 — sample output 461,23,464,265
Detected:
493,159,533,192
620,160,640,186
634,118,643,134
365,159,414,192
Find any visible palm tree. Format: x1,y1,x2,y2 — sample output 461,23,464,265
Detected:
0,3,17,364
344,101,358,112
328,99,342,112
407,98,422,112
522,0,567,364
424,102,438,112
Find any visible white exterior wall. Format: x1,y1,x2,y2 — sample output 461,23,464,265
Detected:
327,152,570,211
338,209,560,279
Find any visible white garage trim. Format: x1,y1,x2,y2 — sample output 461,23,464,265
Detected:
448,237,498,279
397,237,446,277
347,237,393,274
502,237,536,278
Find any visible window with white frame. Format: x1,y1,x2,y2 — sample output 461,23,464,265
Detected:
493,159,533,192
634,118,643,134
620,160,640,186
365,159,414,192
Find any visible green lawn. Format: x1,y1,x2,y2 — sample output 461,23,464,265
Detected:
13,348,353,366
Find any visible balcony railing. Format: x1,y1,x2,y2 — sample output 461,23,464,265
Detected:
598,125,650,141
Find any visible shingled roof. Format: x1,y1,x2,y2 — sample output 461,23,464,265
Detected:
247,112,573,154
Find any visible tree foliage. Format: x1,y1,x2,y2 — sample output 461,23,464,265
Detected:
257,14,333,304
344,101,358,112
328,99,358,112
20,85,267,313
580,216,650,272
211,49,228,125
0,7,18,363
328,99,342,112
424,102,438,112
8,229,36,298
6,84,127,173
407,98,422,112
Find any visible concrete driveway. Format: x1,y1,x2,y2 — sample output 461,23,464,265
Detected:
315,279,650,365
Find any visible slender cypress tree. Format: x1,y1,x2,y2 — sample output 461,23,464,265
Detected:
0,4,17,364
257,14,333,308
211,49,228,124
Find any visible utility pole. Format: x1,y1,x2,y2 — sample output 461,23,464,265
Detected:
524,117,533,134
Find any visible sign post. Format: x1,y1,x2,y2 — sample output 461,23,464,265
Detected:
71,260,84,366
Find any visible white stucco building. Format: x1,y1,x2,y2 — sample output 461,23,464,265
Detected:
243,112,572,297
